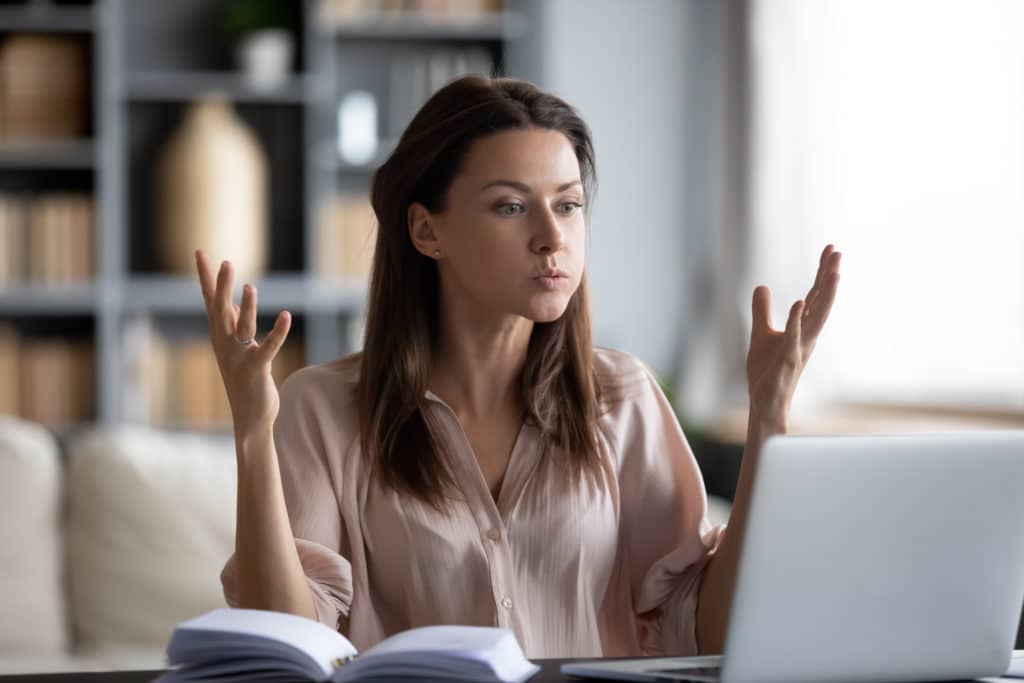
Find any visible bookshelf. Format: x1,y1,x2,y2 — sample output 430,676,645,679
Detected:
0,0,524,432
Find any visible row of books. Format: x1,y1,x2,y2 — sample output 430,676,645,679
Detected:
320,0,502,23
385,47,493,139
314,194,377,281
0,190,379,286
0,193,96,286
0,324,94,425
120,316,306,431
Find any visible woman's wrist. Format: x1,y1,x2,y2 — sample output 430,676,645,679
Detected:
235,423,275,459
747,408,788,443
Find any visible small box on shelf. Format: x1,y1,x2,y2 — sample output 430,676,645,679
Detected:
0,31,93,140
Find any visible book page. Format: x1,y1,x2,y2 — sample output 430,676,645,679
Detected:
335,625,539,683
1005,650,1024,678
168,608,356,680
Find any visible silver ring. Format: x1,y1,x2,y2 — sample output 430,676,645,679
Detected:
235,337,257,346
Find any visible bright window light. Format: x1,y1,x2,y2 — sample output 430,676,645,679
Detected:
749,0,1024,410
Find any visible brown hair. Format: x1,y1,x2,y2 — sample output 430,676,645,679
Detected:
358,74,602,509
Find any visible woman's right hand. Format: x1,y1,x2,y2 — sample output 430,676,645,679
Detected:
195,249,292,436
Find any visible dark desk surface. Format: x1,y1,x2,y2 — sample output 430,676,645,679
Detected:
0,660,996,683
0,658,583,682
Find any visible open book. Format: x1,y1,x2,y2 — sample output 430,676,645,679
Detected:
154,608,540,682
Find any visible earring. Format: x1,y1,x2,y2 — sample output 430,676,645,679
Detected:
434,249,441,258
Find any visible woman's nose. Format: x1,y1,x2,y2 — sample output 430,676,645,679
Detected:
530,208,566,255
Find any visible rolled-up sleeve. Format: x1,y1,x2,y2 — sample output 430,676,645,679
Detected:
617,364,727,656
220,368,355,632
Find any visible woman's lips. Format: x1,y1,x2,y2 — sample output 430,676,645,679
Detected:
533,275,567,291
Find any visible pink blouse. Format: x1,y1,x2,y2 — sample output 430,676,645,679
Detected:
221,347,726,658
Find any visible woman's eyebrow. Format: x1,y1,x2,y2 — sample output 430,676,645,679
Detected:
479,179,582,193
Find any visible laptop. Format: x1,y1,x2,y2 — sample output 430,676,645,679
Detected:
562,432,1024,682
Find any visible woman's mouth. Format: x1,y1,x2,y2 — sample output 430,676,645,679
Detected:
533,274,568,291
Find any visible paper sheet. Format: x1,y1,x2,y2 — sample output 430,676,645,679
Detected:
1005,650,1024,678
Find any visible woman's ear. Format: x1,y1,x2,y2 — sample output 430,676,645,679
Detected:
408,202,441,259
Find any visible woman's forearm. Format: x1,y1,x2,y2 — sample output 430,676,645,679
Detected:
694,413,784,653
234,426,317,621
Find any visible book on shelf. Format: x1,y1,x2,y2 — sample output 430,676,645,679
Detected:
29,193,95,284
156,607,539,683
314,194,377,282
0,195,26,286
386,46,492,138
0,192,95,287
15,336,93,426
320,0,503,24
0,323,19,415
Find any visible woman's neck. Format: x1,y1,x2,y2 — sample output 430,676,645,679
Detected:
429,309,532,421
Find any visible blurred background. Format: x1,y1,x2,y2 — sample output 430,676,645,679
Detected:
0,0,1020,673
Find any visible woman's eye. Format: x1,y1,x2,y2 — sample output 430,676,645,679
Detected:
559,202,584,214
497,203,525,216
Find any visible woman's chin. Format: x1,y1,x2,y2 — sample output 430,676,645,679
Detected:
524,298,571,323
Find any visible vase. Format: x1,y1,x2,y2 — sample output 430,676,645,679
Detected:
155,96,268,280
236,30,294,92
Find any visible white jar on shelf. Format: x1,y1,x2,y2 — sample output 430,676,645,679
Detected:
155,95,269,280
337,90,378,165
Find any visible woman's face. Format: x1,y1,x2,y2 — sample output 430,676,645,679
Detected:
410,127,586,324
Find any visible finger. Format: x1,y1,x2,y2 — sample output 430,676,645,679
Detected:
803,266,840,340
257,311,292,364
215,261,236,336
804,249,841,321
751,286,773,335
819,243,834,268
195,250,216,312
806,244,836,309
235,285,257,343
784,299,805,358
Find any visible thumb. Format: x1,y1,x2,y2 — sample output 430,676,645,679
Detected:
751,286,772,336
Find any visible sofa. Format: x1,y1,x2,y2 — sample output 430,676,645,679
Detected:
0,416,237,673
0,414,734,674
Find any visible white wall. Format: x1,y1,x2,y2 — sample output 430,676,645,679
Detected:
507,0,693,379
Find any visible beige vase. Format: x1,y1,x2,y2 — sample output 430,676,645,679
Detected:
155,96,268,279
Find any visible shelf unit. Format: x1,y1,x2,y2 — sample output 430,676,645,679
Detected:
0,0,523,430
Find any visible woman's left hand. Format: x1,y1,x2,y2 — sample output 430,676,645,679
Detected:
746,244,842,432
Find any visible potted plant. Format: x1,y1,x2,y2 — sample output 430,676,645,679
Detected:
222,0,295,91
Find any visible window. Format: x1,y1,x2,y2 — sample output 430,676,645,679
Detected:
749,0,1024,409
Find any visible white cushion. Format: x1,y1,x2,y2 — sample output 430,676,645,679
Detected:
73,642,169,671
0,416,69,655
66,426,237,649
0,654,108,675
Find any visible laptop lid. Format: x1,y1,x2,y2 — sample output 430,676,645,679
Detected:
721,432,1024,683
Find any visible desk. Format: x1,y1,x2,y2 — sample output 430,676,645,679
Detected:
0,662,1007,683
0,659,579,682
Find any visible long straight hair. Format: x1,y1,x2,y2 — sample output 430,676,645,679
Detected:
358,75,602,510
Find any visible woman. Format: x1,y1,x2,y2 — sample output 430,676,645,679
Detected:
197,75,841,659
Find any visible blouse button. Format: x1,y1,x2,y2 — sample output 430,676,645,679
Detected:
501,596,513,610
487,528,501,542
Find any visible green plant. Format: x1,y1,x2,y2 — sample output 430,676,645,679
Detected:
221,0,292,40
